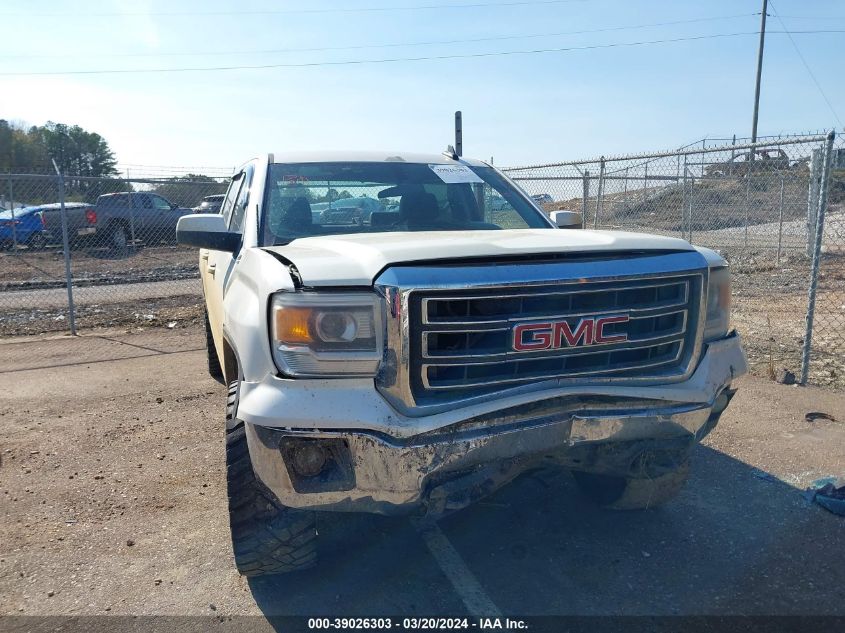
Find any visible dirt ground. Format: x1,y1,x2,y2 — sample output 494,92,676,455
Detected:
1,327,844,619
0,244,197,288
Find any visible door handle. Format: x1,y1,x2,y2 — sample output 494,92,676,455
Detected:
207,263,217,277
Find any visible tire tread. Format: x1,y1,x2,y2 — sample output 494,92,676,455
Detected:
225,381,317,576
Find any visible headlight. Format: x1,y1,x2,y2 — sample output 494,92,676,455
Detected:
270,292,383,377
703,266,731,342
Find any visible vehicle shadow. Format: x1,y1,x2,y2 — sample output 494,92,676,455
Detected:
248,444,844,619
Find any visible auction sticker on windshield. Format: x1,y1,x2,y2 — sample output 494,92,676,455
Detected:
429,164,483,184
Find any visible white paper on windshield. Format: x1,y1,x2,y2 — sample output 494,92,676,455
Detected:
428,164,483,184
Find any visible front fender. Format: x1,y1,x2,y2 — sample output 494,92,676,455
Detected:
222,247,297,384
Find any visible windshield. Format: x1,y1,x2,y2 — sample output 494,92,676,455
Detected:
260,162,551,246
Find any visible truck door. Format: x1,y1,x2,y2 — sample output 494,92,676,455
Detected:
129,194,154,240
203,166,253,367
148,194,181,241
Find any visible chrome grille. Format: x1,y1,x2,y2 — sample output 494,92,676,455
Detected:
374,252,708,415
415,277,694,391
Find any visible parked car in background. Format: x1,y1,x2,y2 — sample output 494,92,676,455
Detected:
41,192,191,252
531,193,554,206
0,205,49,249
21,202,92,247
193,194,225,214
705,148,790,177
318,196,384,225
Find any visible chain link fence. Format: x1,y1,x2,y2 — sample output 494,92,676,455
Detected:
1,171,228,337
1,132,842,387
504,131,844,388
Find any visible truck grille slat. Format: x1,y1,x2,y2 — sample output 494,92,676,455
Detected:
422,309,687,360
423,347,683,390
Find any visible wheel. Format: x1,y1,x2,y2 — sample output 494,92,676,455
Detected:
109,224,128,254
573,460,690,510
225,381,318,576
25,232,47,250
205,312,224,383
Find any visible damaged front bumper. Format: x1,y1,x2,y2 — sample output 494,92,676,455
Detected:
245,388,736,516
243,334,746,516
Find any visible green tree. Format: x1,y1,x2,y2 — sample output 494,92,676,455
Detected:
151,174,228,208
0,119,118,177
1,119,121,204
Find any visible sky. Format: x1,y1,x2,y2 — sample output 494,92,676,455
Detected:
1,0,844,173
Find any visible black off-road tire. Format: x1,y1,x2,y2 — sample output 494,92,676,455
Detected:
225,382,318,576
573,461,690,510
205,312,224,383
26,232,47,250
109,223,129,256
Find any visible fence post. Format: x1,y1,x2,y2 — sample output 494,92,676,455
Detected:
806,148,822,257
687,173,694,243
800,130,836,385
643,162,648,202
744,173,752,247
581,170,590,228
7,171,17,247
681,156,688,237
126,177,137,249
776,176,785,265
51,160,77,336
593,157,606,229
729,134,736,176
622,166,628,208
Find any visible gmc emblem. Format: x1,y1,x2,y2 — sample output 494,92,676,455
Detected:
512,315,630,352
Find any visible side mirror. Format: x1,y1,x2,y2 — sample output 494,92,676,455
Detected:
177,214,240,252
550,210,582,229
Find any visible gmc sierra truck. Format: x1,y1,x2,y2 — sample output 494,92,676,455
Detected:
176,151,746,577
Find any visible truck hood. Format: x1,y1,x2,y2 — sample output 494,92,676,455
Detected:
263,229,695,286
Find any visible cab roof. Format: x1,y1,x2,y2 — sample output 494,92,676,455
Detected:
267,150,489,167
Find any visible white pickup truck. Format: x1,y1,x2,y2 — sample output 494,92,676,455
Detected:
177,150,746,577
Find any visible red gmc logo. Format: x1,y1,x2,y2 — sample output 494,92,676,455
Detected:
512,315,630,352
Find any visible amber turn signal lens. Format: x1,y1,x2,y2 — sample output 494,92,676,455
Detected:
274,306,314,344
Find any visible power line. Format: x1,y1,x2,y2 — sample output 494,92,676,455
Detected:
0,0,587,17
769,1,843,128
0,31,766,76
771,15,845,20
0,13,760,59
2,30,842,77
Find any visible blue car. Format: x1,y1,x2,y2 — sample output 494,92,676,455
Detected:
0,206,47,249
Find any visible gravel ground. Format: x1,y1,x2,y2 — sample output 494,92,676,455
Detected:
1,327,844,618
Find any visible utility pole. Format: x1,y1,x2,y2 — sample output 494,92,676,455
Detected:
454,111,463,157
750,0,768,144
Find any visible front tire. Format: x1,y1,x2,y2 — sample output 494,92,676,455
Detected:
225,382,318,576
26,232,47,250
573,461,690,510
109,223,129,255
